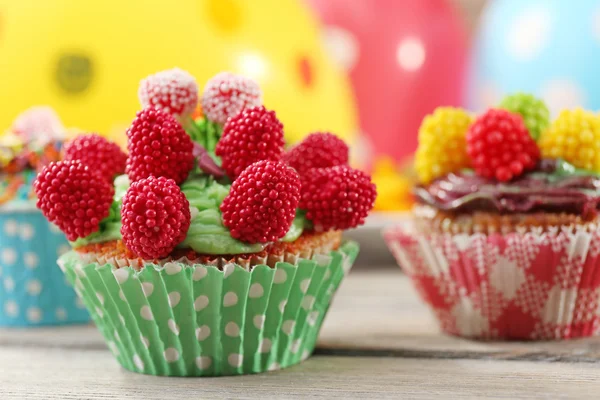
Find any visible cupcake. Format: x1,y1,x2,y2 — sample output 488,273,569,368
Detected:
0,107,90,326
385,94,600,340
36,69,376,376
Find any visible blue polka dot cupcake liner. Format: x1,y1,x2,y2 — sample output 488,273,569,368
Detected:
0,205,90,327
58,241,359,376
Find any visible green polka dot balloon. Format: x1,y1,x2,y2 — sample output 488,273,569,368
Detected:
499,93,550,141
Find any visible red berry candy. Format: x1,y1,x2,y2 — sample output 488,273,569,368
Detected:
283,132,349,176
138,68,198,119
63,134,127,182
126,108,194,184
220,160,300,243
121,176,191,260
201,72,262,125
216,106,285,179
34,161,114,241
300,166,376,232
466,108,540,182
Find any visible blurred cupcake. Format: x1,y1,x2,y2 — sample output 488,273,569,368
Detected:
0,107,89,326
36,69,376,376
385,95,600,340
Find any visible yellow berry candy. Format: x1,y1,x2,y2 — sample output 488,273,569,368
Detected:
415,107,473,184
538,109,600,172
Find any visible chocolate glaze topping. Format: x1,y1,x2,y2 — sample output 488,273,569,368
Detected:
415,159,600,217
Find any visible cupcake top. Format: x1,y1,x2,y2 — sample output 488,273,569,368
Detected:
0,107,66,207
35,69,377,260
414,94,600,219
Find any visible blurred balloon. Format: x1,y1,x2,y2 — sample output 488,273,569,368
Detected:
0,0,357,146
467,0,600,116
198,0,358,144
307,0,468,167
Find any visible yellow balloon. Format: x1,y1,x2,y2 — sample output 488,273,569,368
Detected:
0,0,357,145
196,0,358,143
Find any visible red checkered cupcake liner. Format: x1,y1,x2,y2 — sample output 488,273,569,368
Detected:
384,222,600,340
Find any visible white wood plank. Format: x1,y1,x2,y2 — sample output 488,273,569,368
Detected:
319,272,600,360
2,271,600,360
0,346,598,399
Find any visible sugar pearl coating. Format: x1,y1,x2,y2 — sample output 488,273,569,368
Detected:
283,132,349,176
63,134,127,182
499,92,549,141
467,108,539,182
138,68,198,119
300,166,376,232
216,105,285,180
201,72,262,125
12,106,65,142
539,108,600,173
220,160,300,243
121,176,191,260
415,107,474,184
34,161,114,241
126,107,194,184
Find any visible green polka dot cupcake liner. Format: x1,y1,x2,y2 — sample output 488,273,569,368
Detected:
58,241,359,376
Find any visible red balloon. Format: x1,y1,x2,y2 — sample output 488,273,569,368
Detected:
307,0,468,165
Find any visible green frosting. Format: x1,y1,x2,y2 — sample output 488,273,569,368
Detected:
178,175,266,254
190,118,223,153
73,173,310,255
113,174,130,200
188,118,224,175
547,159,600,179
282,211,309,243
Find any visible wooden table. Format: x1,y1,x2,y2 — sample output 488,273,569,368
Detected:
1,270,599,399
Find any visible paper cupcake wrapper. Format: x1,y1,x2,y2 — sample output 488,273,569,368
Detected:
58,241,359,376
75,232,341,271
0,208,90,326
385,223,600,340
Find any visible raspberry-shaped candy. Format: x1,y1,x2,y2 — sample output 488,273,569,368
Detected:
121,176,191,259
34,161,114,241
63,134,127,182
216,106,285,179
138,68,198,119
12,106,65,142
467,109,540,182
300,166,376,232
201,72,262,125
415,107,473,184
499,93,550,141
220,161,300,243
283,132,349,176
126,108,194,184
539,109,600,172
